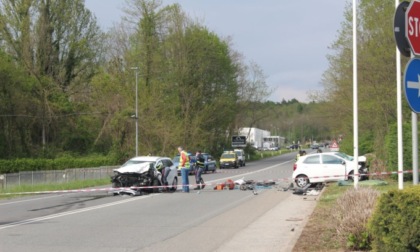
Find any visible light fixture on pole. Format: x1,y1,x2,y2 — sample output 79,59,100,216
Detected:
131,67,139,156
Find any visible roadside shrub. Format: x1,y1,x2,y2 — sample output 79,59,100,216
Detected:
332,187,381,250
368,186,420,252
0,155,119,174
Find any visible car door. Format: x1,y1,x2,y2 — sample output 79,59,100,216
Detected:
320,154,346,181
206,155,215,170
162,159,175,183
300,154,322,183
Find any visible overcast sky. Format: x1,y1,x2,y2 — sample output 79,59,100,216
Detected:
85,0,348,103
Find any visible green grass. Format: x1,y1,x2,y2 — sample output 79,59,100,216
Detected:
0,178,111,199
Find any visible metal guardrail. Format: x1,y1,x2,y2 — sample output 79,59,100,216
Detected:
0,166,118,190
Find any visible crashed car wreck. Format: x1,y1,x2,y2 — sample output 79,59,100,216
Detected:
111,156,178,196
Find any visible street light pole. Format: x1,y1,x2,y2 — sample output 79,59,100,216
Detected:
131,67,139,156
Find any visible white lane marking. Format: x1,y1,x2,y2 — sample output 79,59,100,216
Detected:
0,196,149,230
211,160,294,183
0,159,294,230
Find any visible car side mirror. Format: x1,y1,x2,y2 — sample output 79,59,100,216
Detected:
341,160,346,165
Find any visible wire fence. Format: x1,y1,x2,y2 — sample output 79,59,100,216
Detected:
0,166,118,190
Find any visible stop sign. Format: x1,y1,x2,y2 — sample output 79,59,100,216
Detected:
406,0,420,56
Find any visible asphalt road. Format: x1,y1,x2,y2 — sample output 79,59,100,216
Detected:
0,151,306,252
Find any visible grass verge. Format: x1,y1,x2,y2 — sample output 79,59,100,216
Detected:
292,180,413,251
0,178,111,200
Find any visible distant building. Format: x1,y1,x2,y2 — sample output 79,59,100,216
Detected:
263,136,285,149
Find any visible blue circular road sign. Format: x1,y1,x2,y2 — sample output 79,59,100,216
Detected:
404,58,420,113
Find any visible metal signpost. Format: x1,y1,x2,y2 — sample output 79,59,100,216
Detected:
404,0,420,186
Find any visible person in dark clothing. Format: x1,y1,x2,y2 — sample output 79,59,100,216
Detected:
194,150,205,190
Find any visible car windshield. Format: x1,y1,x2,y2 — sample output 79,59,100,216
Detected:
334,152,353,161
122,160,152,167
172,156,180,163
222,153,235,158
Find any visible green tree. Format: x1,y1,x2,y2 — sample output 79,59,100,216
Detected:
319,0,411,164
0,0,104,156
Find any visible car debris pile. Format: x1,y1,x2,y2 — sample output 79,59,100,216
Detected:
213,178,276,191
289,183,324,196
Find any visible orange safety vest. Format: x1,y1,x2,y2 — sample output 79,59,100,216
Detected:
180,150,190,168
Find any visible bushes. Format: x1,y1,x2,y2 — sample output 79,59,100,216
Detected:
331,186,420,251
332,187,381,250
368,186,420,252
0,155,119,174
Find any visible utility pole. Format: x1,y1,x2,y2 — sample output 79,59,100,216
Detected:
131,67,139,156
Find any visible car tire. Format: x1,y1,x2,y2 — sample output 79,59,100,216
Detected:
171,177,178,192
295,175,309,188
348,171,354,181
152,179,160,193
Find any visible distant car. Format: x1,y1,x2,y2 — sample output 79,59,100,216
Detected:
220,151,239,169
287,144,299,150
292,152,368,188
234,149,246,166
173,153,195,175
310,144,320,149
200,153,217,173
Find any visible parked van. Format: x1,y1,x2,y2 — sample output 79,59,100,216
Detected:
234,149,246,167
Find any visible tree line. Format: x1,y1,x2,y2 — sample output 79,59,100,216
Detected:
0,0,270,162
1,0,416,176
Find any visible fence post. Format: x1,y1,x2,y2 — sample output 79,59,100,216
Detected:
0,174,4,190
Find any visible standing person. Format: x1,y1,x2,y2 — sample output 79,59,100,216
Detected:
178,146,190,193
194,150,205,190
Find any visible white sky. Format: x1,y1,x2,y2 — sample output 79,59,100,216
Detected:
85,0,348,103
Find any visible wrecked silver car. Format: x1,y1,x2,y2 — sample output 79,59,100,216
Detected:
111,156,178,196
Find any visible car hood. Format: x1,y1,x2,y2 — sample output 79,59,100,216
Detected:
113,162,151,174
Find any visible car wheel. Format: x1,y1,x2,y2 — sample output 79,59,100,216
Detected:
152,179,160,193
171,177,178,192
348,171,354,181
112,181,121,188
295,175,309,188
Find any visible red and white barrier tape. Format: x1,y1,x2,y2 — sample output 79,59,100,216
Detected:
0,170,415,195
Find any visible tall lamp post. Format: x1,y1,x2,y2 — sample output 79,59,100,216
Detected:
131,67,139,156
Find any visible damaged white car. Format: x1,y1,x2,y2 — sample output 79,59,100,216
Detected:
111,156,178,196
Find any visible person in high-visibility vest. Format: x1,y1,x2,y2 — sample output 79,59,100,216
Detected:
178,146,190,192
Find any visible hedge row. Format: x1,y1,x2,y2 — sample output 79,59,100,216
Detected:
368,186,420,251
0,156,119,174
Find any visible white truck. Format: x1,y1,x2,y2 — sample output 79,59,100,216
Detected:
234,149,246,167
